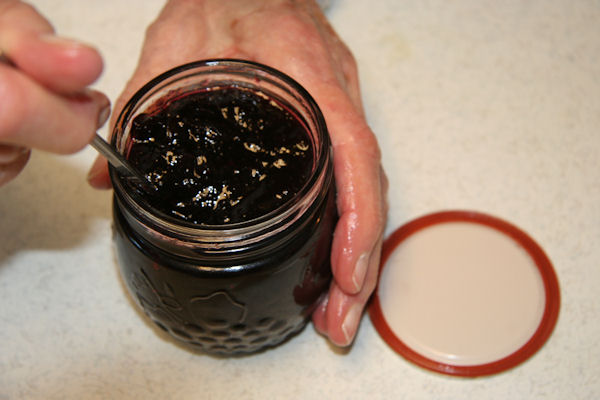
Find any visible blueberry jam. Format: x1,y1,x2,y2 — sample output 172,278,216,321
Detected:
125,86,314,225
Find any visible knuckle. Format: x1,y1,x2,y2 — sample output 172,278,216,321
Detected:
273,10,322,43
144,17,162,39
339,44,358,71
342,53,359,84
353,127,382,161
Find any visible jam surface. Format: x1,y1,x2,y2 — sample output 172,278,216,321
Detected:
126,87,314,225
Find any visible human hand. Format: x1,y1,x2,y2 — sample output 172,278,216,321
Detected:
0,0,109,186
87,0,387,347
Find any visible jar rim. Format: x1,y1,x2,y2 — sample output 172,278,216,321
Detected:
110,59,332,244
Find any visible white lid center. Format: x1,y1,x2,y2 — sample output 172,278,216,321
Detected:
378,221,546,366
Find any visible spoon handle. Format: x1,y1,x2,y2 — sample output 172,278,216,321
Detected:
90,134,157,193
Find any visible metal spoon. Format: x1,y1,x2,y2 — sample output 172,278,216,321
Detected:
90,134,157,194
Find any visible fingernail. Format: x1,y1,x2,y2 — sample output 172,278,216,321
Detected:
352,252,370,292
341,303,363,346
97,104,110,128
0,145,28,163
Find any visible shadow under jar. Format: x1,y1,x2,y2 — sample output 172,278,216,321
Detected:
110,60,336,355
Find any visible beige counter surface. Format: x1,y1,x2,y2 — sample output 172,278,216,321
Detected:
1,0,599,398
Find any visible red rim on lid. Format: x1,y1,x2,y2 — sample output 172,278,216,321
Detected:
369,210,560,377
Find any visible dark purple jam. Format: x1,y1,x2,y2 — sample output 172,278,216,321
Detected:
125,86,314,225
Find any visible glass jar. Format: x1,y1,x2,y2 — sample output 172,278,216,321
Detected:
109,60,336,355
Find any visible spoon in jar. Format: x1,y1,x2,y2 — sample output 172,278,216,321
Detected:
90,134,158,194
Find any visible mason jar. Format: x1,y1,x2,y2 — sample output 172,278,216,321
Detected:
109,60,336,355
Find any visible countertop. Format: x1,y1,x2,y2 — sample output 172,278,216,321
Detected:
1,0,599,398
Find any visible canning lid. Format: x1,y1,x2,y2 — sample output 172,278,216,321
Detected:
369,210,560,377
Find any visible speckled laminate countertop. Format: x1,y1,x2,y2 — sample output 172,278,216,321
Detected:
1,1,599,398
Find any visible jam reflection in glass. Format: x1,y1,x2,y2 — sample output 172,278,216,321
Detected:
110,60,336,355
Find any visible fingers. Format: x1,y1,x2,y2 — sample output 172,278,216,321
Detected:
0,0,109,188
0,3,109,150
312,241,381,346
309,85,387,345
0,64,110,153
323,94,386,292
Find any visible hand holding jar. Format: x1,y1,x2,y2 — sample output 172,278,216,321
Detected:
0,0,110,186
88,0,388,347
